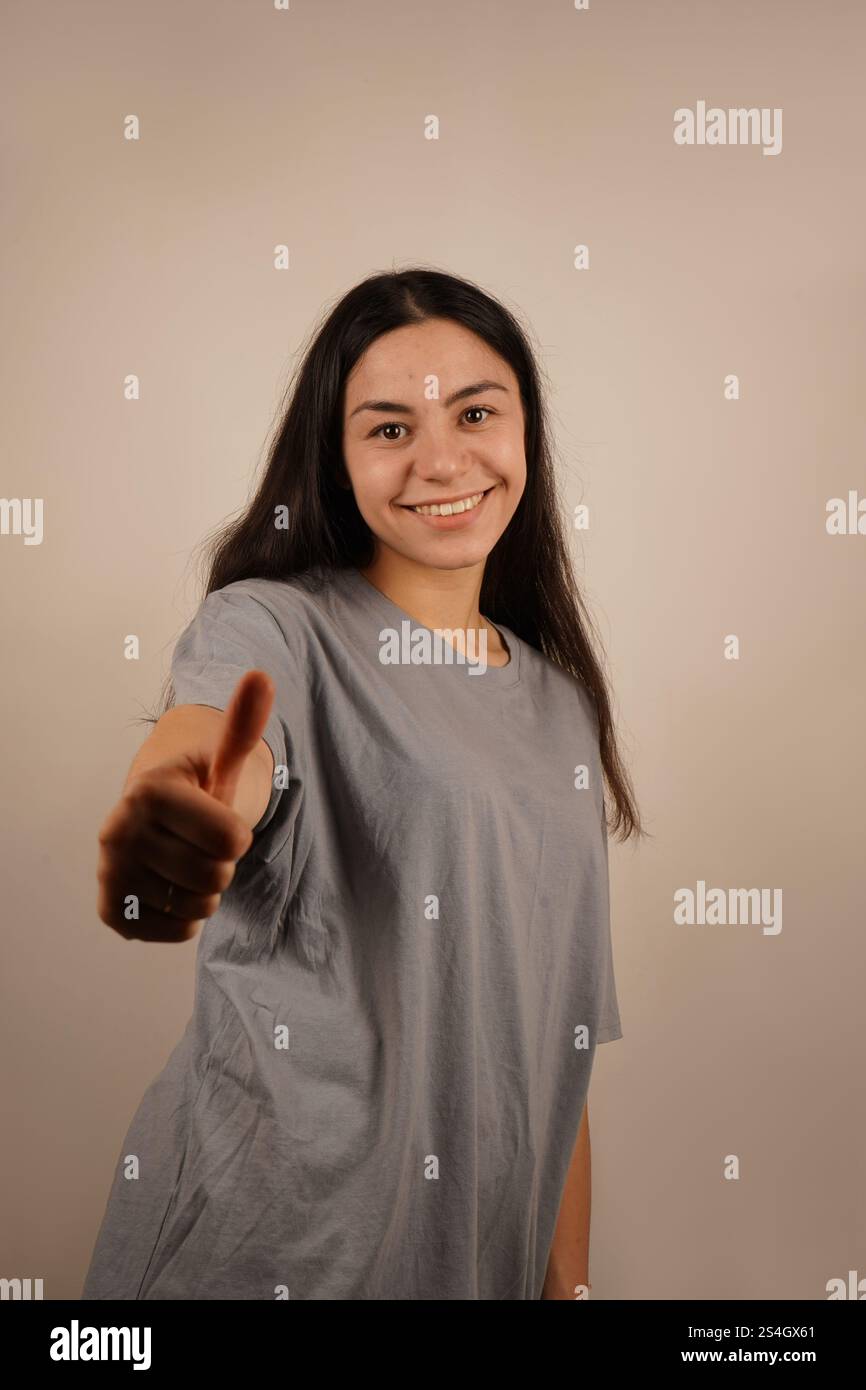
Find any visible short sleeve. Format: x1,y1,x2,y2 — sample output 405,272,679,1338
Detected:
169,583,303,838
595,810,623,1044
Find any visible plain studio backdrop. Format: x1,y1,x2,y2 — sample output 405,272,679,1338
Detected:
1,0,863,1299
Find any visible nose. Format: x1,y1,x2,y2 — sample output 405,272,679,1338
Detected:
411,429,475,483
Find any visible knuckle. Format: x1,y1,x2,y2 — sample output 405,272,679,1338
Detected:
221,827,248,862
100,810,136,854
224,814,253,862
126,777,159,816
214,860,237,893
96,857,120,890
97,809,125,849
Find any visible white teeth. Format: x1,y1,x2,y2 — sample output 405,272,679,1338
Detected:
411,490,487,517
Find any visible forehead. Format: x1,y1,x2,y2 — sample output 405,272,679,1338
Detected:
344,319,513,398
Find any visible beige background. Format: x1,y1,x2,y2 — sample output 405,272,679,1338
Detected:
2,0,863,1299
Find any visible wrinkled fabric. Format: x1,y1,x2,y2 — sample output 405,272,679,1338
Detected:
82,564,622,1301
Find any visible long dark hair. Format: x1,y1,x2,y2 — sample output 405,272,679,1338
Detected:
149,266,645,843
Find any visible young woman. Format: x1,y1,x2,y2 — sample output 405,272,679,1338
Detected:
84,267,643,1301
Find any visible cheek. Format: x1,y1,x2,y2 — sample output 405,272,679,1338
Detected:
495,437,527,487
370,466,401,507
349,458,401,514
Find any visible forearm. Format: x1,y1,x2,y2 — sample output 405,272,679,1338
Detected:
541,1101,591,1299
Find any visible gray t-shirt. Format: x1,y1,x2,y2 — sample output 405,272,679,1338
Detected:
83,563,622,1301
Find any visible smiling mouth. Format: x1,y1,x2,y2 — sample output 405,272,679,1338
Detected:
399,485,496,517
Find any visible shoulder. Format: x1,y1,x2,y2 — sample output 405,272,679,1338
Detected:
209,567,332,622
207,568,341,656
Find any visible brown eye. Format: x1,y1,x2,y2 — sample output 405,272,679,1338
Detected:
372,406,493,441
372,423,408,441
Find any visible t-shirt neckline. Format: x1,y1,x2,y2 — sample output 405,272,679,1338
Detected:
341,565,522,687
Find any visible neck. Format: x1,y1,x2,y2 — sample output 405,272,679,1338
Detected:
359,550,488,635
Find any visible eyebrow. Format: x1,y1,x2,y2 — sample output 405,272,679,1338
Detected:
348,379,509,421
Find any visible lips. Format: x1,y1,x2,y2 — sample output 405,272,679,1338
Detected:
399,486,495,510
397,483,499,531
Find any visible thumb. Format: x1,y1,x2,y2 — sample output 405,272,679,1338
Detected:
207,670,276,809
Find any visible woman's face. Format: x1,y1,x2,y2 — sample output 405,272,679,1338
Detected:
341,318,527,572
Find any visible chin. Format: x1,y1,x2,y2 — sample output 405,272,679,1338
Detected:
416,541,497,569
